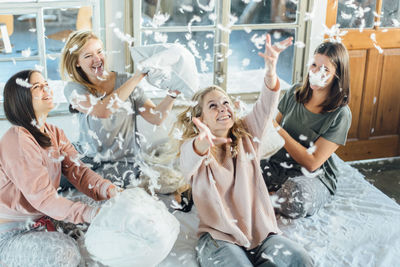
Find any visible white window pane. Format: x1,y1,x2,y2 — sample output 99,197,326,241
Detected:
231,0,297,25
0,13,38,60
45,7,92,54
0,60,40,84
142,0,215,27
227,29,295,93
381,0,400,28
336,0,376,29
46,55,60,80
141,30,214,87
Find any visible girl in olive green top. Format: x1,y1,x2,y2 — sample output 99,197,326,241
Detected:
261,41,352,219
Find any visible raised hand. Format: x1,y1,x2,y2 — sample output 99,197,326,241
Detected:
192,117,231,156
167,89,181,99
258,34,293,76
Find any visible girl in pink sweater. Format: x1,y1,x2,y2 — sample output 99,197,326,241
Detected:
176,36,313,266
0,70,117,266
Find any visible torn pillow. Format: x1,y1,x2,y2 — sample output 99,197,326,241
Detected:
130,43,199,98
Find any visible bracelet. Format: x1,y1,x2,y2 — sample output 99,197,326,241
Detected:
166,92,177,99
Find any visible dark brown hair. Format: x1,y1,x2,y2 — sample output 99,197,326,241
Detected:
3,70,52,148
296,41,350,113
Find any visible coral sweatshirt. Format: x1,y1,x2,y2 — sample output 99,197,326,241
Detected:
0,123,112,224
180,80,282,249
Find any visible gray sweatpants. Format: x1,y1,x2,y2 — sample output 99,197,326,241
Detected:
0,221,81,267
275,176,332,219
196,233,313,267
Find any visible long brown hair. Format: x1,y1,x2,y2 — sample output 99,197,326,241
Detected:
296,41,350,113
3,70,52,148
173,86,251,158
59,30,102,95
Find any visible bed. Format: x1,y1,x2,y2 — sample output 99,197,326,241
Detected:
157,154,400,267
74,154,400,266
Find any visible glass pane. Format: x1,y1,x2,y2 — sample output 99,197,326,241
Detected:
142,0,215,27
227,29,295,93
45,7,92,54
141,31,214,88
232,0,297,25
0,13,38,60
0,60,40,84
47,55,60,80
381,0,400,27
336,0,376,29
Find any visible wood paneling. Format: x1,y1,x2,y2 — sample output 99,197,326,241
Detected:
337,135,399,161
358,49,382,140
374,49,400,136
341,29,400,50
327,0,400,160
347,50,366,139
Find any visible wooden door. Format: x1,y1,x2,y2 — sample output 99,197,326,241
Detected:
326,0,400,161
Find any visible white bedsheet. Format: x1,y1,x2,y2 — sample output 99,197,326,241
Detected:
75,155,400,266
158,155,400,267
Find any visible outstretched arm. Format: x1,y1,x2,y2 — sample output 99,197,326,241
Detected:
273,116,339,172
179,118,231,183
258,34,293,90
69,71,146,118
244,34,292,140
192,117,231,155
140,90,181,125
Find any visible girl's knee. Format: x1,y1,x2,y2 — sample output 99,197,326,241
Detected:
287,247,314,267
276,180,308,218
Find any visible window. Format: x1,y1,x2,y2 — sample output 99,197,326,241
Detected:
133,0,308,94
336,0,376,29
0,0,101,115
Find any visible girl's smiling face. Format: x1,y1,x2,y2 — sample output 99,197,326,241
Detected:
200,90,234,138
77,38,105,81
30,71,54,119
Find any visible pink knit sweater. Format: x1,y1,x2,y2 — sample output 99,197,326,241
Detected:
180,82,282,249
0,123,112,224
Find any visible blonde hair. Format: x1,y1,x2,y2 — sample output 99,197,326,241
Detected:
173,86,251,158
59,30,102,95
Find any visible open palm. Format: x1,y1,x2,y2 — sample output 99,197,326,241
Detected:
258,34,293,74
192,117,231,155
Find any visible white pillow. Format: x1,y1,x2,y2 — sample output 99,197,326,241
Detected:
85,188,180,267
130,43,199,98
260,121,285,159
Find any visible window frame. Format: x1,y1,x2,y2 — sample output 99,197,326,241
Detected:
0,0,101,80
132,0,311,95
0,0,102,118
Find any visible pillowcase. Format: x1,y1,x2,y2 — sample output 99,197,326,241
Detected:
85,188,180,267
260,121,285,159
130,43,199,98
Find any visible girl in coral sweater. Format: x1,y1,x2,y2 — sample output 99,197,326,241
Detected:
176,35,313,266
0,70,117,266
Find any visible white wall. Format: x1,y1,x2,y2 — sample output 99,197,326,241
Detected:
308,0,328,64
103,0,127,73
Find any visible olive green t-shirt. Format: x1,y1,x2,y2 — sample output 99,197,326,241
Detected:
268,85,352,194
